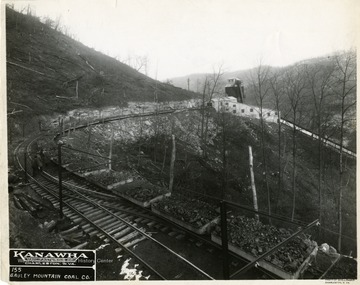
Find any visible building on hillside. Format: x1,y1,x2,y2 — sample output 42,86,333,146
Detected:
208,77,280,123
210,96,280,123
225,78,245,103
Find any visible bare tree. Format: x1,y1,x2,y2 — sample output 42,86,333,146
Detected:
269,68,286,212
248,61,272,217
284,63,307,221
201,64,224,157
123,55,149,75
305,61,334,225
331,50,356,252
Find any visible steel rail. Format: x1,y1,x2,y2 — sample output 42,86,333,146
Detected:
40,173,165,221
28,174,167,280
12,108,286,280
43,168,277,279
41,171,215,280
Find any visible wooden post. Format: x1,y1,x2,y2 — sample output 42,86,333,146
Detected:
249,146,259,220
58,117,61,135
220,201,229,279
58,143,63,219
169,134,176,192
76,80,79,99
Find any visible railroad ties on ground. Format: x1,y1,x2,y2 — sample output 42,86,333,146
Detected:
27,172,215,280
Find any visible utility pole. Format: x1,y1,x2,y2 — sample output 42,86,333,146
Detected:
58,142,64,219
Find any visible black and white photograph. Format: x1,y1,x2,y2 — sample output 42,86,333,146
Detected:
1,0,357,282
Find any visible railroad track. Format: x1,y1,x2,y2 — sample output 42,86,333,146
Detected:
26,171,215,280
14,132,216,280
280,118,356,158
12,111,280,280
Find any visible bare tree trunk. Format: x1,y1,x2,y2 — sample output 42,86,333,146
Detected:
291,112,297,221
260,105,272,219
200,80,207,152
318,115,322,225
138,112,143,167
161,144,167,175
277,116,282,212
221,113,228,200
338,98,345,252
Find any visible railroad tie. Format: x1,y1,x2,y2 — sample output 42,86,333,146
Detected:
92,215,114,225
84,209,104,218
72,241,88,249
60,225,80,235
97,233,106,240
72,217,84,224
80,224,93,231
113,227,132,239
87,229,100,237
123,236,146,248
103,221,126,233
96,217,118,228
117,231,140,244
106,224,127,236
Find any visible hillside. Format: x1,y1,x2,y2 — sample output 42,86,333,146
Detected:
6,7,197,121
170,54,356,151
5,5,356,257
39,108,356,254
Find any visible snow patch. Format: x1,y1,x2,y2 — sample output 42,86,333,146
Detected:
120,258,150,280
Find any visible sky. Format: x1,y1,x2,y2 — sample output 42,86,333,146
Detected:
10,0,358,80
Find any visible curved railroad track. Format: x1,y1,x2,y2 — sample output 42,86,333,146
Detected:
12,109,282,280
